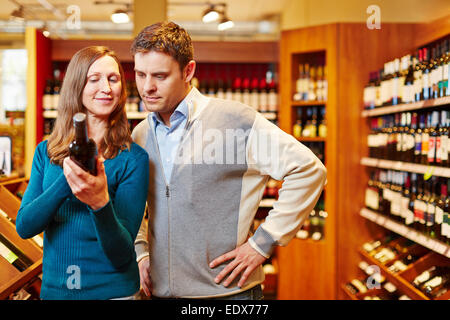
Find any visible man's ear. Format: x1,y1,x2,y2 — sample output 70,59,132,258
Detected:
184,60,196,83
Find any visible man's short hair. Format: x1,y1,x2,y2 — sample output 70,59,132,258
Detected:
131,21,194,71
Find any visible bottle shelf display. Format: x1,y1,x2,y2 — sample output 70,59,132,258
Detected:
42,62,279,139
357,33,450,300
0,178,43,300
343,233,450,300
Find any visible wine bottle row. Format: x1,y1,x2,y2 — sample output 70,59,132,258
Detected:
293,106,327,139
293,64,328,102
191,71,279,113
365,169,450,244
363,36,450,109
296,193,327,241
367,110,449,167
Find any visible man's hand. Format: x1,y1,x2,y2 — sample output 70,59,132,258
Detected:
138,256,152,297
209,242,267,288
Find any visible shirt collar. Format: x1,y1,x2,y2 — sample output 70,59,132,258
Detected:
150,93,190,128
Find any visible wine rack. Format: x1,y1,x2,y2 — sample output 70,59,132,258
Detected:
357,32,450,300
342,233,450,300
0,177,43,300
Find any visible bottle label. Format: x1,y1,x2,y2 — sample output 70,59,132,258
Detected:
428,136,436,162
422,133,429,155
365,188,379,210
0,242,19,265
415,134,422,155
437,66,443,82
427,204,435,226
435,137,442,163
401,196,410,219
436,207,444,225
441,135,448,161
422,73,429,90
405,208,414,225
391,192,402,216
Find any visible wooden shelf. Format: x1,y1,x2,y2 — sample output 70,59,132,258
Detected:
341,283,359,300
358,248,429,300
296,137,326,142
360,208,450,258
291,100,327,107
361,96,450,117
360,157,450,178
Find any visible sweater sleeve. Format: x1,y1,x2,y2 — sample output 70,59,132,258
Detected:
89,148,149,269
246,114,327,258
16,142,72,239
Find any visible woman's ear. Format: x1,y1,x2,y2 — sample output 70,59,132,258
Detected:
184,60,196,83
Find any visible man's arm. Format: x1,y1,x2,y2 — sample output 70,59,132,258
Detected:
210,113,327,287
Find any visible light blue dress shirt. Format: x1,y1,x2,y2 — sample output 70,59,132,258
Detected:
150,99,189,183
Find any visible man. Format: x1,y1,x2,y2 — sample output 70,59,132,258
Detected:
131,22,327,299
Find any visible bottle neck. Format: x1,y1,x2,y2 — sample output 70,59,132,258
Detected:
74,121,89,143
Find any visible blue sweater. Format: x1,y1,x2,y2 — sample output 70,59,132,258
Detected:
16,141,149,300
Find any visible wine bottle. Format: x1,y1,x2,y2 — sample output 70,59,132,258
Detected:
68,113,98,175
435,178,446,240
422,272,450,298
0,233,33,272
43,79,53,111
414,50,423,102
426,177,438,238
422,47,431,101
413,265,450,288
438,110,448,167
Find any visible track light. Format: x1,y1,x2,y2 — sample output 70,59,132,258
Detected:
111,9,129,24
10,6,25,22
202,5,220,23
218,16,234,31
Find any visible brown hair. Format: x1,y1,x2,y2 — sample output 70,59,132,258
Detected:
131,21,194,71
47,46,131,166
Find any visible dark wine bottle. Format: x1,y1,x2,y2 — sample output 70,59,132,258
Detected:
69,113,98,175
0,233,33,272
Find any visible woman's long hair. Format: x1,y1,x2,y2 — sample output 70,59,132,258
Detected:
47,46,131,166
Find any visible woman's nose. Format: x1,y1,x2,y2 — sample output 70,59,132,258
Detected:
101,78,112,93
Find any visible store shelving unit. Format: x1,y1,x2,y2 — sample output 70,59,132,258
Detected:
355,21,450,300
278,17,450,299
0,177,43,300
360,208,450,258
360,157,450,178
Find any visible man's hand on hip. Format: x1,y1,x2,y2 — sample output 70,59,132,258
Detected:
209,242,267,288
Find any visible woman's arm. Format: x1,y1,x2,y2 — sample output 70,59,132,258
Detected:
91,150,149,269
16,142,72,239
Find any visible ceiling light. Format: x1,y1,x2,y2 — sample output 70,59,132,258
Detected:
202,6,220,23
111,9,129,24
218,16,234,31
10,6,25,22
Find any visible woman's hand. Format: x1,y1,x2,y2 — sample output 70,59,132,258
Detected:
63,156,109,210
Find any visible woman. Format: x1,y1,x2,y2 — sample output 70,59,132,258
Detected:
16,46,149,300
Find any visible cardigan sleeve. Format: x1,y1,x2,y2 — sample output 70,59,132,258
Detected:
16,142,72,239
246,113,327,258
89,147,149,269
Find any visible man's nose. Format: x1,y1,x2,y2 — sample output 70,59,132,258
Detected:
144,77,157,93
